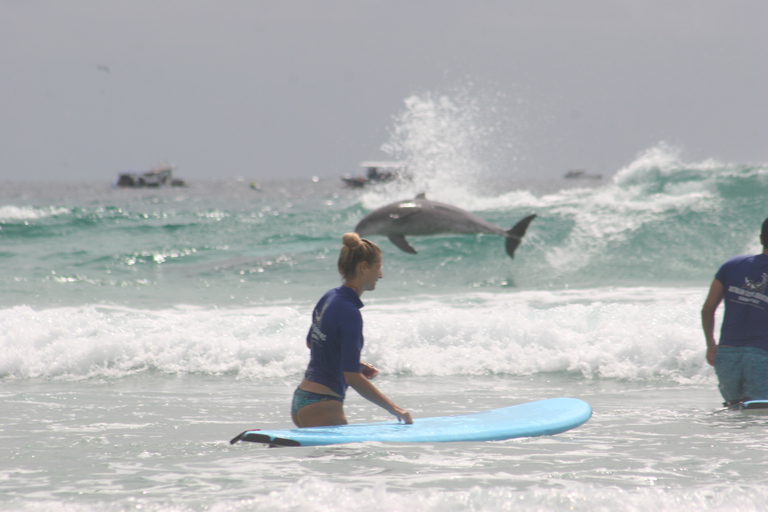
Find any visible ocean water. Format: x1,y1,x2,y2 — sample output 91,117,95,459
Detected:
4,96,768,510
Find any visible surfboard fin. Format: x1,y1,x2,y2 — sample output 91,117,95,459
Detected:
505,214,537,258
389,234,418,254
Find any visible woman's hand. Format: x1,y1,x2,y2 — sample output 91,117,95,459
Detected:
360,361,379,379
391,405,413,424
344,371,412,424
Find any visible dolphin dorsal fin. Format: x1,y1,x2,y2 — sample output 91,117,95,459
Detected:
415,192,426,199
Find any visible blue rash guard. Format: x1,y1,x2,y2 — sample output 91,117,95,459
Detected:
715,253,768,351
304,286,364,398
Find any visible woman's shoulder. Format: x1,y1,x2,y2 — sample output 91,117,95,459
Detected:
318,286,363,312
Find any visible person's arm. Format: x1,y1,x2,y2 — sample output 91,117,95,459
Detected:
344,372,413,424
702,278,725,367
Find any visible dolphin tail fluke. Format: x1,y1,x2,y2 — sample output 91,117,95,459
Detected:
505,214,537,258
389,235,418,254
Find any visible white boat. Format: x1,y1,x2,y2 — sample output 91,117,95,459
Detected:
341,161,407,188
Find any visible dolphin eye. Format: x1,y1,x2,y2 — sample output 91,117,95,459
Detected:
389,213,400,219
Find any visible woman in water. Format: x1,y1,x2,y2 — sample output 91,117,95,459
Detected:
291,233,413,427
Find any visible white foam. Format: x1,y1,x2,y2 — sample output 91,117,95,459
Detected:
365,288,712,383
0,287,715,384
8,478,767,512
0,205,70,221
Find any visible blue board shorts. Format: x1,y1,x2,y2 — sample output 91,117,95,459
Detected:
291,387,343,416
714,346,768,402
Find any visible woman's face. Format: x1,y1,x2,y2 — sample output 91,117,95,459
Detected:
360,256,383,292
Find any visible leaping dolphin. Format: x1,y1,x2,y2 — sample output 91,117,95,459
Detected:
354,193,536,258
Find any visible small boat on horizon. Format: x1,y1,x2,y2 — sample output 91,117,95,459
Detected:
564,169,602,180
115,165,186,188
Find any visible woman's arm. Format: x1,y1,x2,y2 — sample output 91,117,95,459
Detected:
701,278,724,367
344,372,412,424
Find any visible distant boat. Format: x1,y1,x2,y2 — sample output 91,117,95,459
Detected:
341,161,407,188
115,165,186,188
564,169,602,180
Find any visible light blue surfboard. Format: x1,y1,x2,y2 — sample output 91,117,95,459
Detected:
740,400,768,415
230,397,592,447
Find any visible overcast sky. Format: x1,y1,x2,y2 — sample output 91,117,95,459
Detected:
1,1,766,183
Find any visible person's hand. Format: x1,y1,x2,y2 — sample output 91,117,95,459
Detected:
706,345,717,367
392,405,413,424
360,361,379,379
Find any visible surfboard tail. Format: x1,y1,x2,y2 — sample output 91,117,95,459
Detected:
505,214,537,258
231,430,302,447
230,431,248,444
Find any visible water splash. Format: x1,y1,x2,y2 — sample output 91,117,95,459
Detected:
369,87,527,207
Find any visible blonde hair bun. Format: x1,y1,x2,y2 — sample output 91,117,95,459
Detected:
342,232,363,249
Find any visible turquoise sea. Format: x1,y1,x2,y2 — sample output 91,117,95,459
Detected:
3,95,768,510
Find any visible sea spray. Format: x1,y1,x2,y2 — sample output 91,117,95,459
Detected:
373,86,529,205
